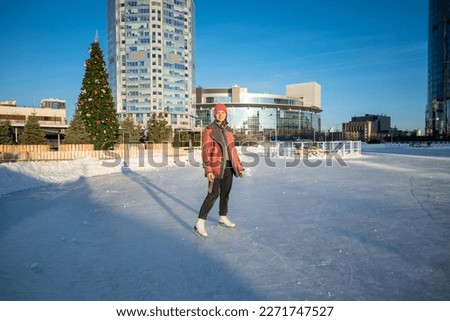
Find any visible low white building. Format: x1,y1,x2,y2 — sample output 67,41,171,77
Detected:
0,99,69,145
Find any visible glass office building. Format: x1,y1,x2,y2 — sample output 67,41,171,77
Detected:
194,83,322,141
107,0,195,128
426,0,450,138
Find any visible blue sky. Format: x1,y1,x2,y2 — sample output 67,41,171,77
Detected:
0,0,427,131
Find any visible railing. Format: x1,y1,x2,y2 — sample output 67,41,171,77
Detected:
266,141,362,158
384,141,450,148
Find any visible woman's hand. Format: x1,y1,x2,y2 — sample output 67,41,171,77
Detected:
207,172,215,182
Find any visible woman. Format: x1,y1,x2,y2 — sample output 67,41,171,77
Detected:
194,103,244,238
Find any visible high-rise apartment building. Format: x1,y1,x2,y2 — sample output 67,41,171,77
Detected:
107,0,195,129
426,0,450,138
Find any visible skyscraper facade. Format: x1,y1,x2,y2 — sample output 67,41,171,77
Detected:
426,0,450,138
107,0,195,129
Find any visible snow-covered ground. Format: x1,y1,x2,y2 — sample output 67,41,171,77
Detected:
0,144,449,300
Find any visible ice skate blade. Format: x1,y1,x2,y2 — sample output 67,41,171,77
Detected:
193,226,207,239
218,222,236,229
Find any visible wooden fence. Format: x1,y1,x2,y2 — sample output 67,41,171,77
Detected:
58,144,94,151
0,144,186,162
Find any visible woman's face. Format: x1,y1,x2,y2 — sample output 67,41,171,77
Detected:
215,110,227,123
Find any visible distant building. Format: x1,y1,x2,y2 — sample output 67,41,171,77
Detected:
426,0,450,138
193,83,322,141
343,114,391,142
0,99,68,146
40,98,66,109
391,127,425,140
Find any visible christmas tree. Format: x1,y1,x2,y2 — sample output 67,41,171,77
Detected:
62,109,91,144
147,113,172,143
0,120,14,144
77,39,119,150
19,114,48,145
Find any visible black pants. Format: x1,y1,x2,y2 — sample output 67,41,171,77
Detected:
198,164,234,220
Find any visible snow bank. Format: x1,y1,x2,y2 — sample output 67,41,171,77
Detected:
1,144,448,197
0,158,111,196
0,152,197,196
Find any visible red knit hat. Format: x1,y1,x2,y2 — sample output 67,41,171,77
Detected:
214,103,227,115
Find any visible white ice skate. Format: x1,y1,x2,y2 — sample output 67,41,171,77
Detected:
218,215,236,229
193,219,208,238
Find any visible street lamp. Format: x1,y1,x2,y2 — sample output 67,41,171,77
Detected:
191,114,203,146
268,112,278,142
274,109,278,142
